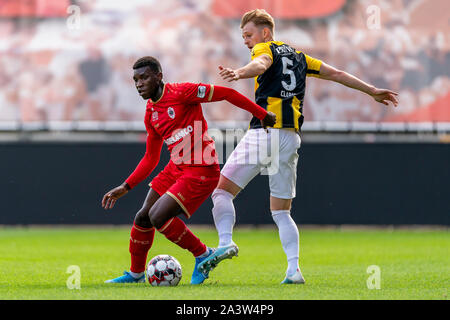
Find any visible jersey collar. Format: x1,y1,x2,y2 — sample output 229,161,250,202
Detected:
150,83,166,105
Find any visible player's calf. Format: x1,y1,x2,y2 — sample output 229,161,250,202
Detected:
134,208,153,228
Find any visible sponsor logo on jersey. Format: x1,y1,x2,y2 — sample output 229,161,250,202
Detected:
197,86,206,98
165,125,193,145
167,107,175,119
275,44,295,55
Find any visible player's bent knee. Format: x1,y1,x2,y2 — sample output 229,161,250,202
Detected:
216,175,241,197
148,213,161,230
134,208,153,228
148,210,171,230
148,193,183,230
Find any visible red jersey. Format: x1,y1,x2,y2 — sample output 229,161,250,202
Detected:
146,82,217,166
125,83,268,189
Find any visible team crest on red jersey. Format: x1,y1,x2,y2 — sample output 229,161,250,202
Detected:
152,111,158,121
167,107,175,119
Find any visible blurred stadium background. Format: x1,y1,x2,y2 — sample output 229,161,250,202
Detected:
0,0,449,226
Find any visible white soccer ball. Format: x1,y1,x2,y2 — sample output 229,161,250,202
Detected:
146,254,182,286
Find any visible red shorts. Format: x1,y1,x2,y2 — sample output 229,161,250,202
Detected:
150,161,220,218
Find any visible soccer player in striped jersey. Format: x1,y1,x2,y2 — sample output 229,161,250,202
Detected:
199,9,399,284
102,56,275,285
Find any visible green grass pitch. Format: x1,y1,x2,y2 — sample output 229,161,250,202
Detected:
0,226,448,300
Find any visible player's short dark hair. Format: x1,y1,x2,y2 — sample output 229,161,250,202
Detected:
133,56,162,73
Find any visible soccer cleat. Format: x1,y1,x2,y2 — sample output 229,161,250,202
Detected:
281,269,305,284
198,242,239,274
190,247,216,285
104,271,145,283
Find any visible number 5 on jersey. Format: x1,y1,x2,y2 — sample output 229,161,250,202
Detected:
281,57,296,91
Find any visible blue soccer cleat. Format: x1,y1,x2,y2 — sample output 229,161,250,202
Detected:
190,248,216,285
105,271,145,283
198,242,239,275
281,268,305,284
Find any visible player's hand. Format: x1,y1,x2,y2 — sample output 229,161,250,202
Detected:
102,184,129,210
219,66,240,82
261,111,276,129
371,88,399,107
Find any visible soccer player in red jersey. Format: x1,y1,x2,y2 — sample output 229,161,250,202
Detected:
102,56,276,284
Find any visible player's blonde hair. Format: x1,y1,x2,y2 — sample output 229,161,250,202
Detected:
240,9,275,34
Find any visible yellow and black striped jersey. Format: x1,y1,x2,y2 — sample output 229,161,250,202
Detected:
249,40,322,130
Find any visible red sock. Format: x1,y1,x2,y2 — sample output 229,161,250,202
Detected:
157,217,207,257
129,222,155,273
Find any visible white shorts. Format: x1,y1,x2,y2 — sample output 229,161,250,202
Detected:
221,128,301,199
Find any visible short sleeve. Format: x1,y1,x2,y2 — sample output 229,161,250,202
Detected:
251,42,273,62
180,83,215,104
303,53,322,78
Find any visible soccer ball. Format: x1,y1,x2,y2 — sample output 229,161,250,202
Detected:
147,254,182,286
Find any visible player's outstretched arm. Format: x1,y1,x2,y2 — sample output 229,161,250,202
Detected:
318,62,399,107
218,54,272,82
102,132,163,210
